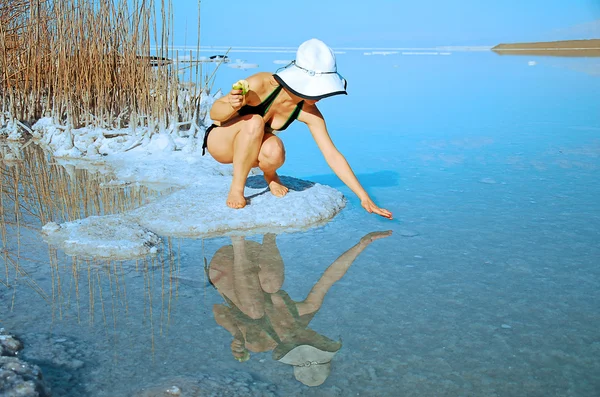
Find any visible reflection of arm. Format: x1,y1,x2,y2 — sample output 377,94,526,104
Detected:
296,238,372,316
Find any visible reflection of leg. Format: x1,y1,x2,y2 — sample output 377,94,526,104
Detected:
213,305,249,361
297,232,391,316
213,304,239,336
258,233,285,293
231,236,265,319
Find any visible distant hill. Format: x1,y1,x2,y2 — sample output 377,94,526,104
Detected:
492,39,600,57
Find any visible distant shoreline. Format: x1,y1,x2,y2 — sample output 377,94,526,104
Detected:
492,39,600,57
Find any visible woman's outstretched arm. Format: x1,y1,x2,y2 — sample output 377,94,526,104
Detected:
298,104,393,219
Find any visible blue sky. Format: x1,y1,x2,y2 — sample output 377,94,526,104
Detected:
170,0,600,47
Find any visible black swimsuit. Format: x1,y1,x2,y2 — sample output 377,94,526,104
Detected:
202,84,304,155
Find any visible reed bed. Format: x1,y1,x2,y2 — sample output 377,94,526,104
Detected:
0,0,208,136
1,143,182,345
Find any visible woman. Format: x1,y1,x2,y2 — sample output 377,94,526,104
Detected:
204,38,392,219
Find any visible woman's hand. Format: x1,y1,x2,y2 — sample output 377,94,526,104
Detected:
227,89,246,112
361,197,393,219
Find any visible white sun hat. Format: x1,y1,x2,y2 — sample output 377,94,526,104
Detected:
274,38,347,100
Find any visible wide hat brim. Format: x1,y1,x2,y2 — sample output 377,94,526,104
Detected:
276,344,337,387
274,65,347,100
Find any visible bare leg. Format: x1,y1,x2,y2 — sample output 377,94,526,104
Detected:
229,116,266,208
257,134,289,198
206,114,265,209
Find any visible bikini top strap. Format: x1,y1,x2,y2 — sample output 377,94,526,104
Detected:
279,100,304,131
261,85,283,114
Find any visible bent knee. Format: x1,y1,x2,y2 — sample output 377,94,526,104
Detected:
241,114,265,135
243,304,265,320
260,277,283,294
260,138,285,162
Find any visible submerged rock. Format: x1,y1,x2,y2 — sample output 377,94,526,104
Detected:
133,371,278,397
0,356,51,397
0,329,23,357
0,329,50,397
398,230,420,237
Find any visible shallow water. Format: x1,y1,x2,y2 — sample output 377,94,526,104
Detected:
2,52,600,396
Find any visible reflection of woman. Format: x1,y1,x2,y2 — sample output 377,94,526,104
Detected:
203,38,392,219
208,231,391,386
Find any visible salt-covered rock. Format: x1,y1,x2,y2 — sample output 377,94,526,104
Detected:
42,215,161,260
130,175,346,238
29,111,348,246
41,222,61,235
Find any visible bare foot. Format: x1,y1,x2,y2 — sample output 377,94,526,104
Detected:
227,189,247,209
264,172,289,198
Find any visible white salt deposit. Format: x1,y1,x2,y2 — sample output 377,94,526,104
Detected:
130,176,346,238
42,216,161,259
26,94,347,257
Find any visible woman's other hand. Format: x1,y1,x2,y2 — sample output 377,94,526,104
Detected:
361,197,393,219
228,89,246,111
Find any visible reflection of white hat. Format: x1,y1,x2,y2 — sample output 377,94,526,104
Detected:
274,39,347,100
276,345,339,386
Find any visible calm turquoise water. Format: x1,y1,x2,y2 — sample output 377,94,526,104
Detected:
2,51,600,396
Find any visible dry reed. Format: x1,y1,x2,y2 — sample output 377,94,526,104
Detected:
0,0,209,137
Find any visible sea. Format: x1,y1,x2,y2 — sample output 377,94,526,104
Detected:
1,47,599,396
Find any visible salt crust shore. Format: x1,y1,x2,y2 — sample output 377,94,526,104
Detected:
1,99,346,259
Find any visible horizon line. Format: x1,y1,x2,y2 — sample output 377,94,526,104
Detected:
168,45,495,53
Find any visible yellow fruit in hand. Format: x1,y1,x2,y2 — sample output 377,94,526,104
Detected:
232,79,250,95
